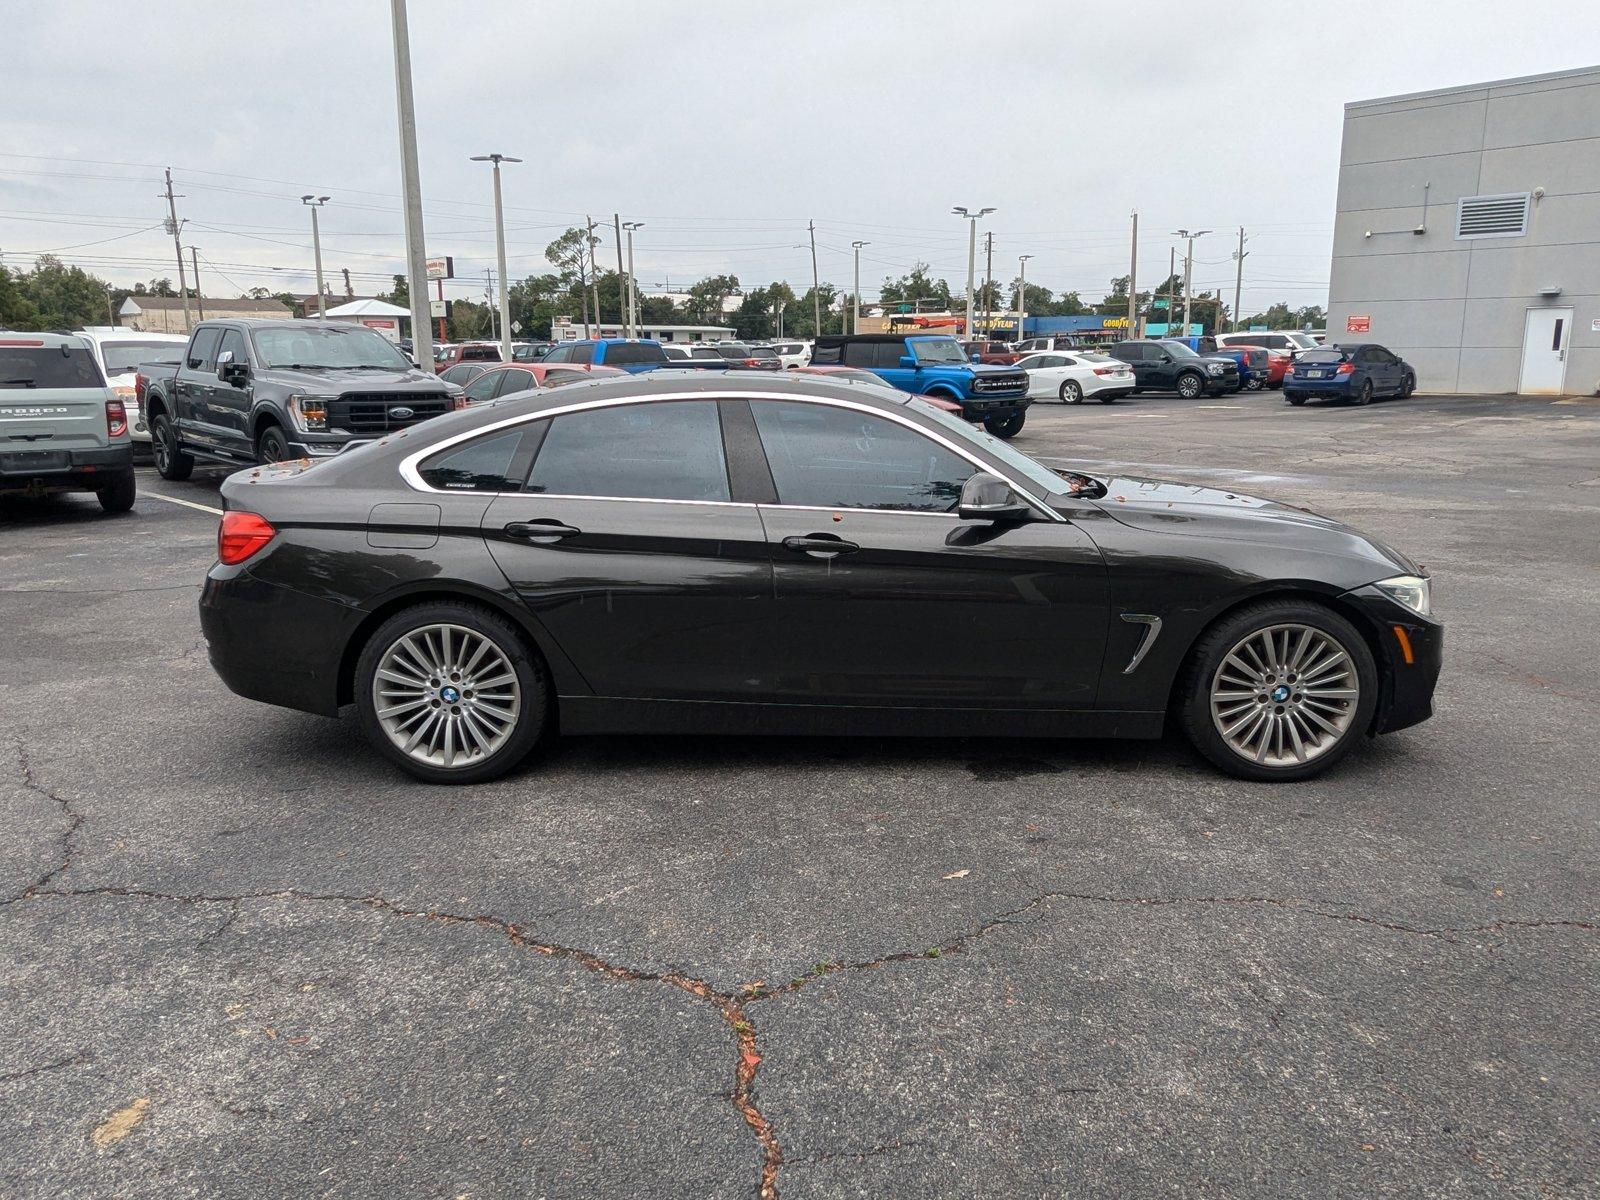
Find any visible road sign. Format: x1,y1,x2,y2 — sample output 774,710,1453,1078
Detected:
425,256,454,281
429,298,450,318
511,321,522,334
1346,314,1371,333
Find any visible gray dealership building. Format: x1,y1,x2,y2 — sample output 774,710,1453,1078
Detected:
1327,66,1600,395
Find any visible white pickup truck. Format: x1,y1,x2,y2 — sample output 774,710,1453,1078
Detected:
77,326,187,446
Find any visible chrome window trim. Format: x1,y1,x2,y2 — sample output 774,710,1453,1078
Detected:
398,389,1063,521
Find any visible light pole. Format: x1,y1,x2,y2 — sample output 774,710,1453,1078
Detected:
388,0,432,365
470,154,520,360
623,221,644,337
301,195,330,319
1016,253,1032,344
851,240,870,334
951,205,995,339
1172,228,1211,335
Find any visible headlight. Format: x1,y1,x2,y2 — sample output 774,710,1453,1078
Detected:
288,393,331,431
1374,574,1430,616
1206,362,1224,375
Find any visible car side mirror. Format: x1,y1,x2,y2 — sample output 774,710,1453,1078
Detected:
958,473,1032,523
218,360,250,387
898,355,917,369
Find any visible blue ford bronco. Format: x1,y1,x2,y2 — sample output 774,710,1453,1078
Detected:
809,333,1032,437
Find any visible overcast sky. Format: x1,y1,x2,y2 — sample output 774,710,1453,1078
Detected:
5,1,1598,317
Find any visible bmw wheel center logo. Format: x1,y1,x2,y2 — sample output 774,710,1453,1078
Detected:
440,685,461,703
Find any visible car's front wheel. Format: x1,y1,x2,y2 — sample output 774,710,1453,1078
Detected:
984,410,1026,438
1059,380,1083,404
1178,601,1377,782
1399,373,1415,398
256,424,293,464
354,602,550,784
1176,373,1203,399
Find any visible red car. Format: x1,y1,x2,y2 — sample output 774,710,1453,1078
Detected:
1225,344,1292,389
960,339,1024,366
458,362,626,406
793,365,963,414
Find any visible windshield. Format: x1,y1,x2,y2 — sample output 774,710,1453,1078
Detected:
910,337,968,365
1285,332,1320,350
100,340,183,375
1158,340,1201,359
253,325,412,370
910,401,1074,499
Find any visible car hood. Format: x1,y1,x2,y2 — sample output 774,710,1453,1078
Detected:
1085,474,1419,573
968,363,1021,376
265,368,447,391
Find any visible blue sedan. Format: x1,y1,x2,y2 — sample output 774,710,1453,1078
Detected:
1285,343,1416,406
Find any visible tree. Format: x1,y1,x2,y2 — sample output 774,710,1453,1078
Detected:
380,273,409,308
878,262,951,311
0,265,39,329
146,277,176,297
246,287,271,300
731,286,775,341
16,256,111,329
685,274,739,325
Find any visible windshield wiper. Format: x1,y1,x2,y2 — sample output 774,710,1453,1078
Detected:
1054,469,1107,499
1,378,37,387
271,363,332,370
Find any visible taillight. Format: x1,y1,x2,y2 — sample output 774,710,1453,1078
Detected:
106,399,128,438
1335,362,1356,376
217,511,276,565
1093,367,1117,376
134,374,147,403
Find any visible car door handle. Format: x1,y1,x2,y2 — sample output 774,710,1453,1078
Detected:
782,534,859,558
503,520,581,544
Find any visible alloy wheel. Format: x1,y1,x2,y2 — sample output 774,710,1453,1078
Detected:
372,622,522,769
1209,623,1359,767
153,425,170,473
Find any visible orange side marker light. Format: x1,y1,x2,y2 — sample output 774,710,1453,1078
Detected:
1392,625,1415,665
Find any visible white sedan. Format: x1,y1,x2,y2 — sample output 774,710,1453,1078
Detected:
1016,351,1136,404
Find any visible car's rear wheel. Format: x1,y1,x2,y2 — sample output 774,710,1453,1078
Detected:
1245,377,1264,391
1176,373,1203,399
96,468,136,514
256,424,293,464
1178,601,1377,782
984,410,1026,438
1058,380,1083,404
151,414,194,481
1286,394,1306,406
355,602,550,784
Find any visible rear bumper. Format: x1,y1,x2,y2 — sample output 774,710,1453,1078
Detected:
0,443,133,488
1285,379,1352,396
1342,585,1443,734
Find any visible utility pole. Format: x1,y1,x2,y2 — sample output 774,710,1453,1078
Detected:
470,154,519,360
161,168,191,329
484,268,498,341
981,230,995,336
776,299,785,340
851,240,869,334
1232,226,1248,333
189,247,204,321
623,222,644,337
808,220,821,335
951,205,994,339
301,195,330,318
1017,253,1032,343
1172,228,1211,335
612,213,628,337
389,0,433,366
1165,246,1176,334
584,216,602,335
1127,211,1138,338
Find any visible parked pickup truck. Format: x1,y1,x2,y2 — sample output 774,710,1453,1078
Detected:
138,319,461,478
540,338,741,374
1,331,136,512
808,333,1032,437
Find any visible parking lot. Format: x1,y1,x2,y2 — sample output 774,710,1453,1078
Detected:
3,390,1597,1198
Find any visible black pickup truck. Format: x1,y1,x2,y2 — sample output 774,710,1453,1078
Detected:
138,319,460,478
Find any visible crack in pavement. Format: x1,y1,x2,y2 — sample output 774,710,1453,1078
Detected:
9,882,1594,1197
1482,651,1600,710
0,1051,92,1085
11,742,83,900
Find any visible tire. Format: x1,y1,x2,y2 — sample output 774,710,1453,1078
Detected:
1352,380,1373,407
1245,377,1264,391
1177,599,1378,782
256,424,293,464
96,468,136,514
1098,394,1118,405
984,410,1026,438
1175,373,1203,399
354,601,551,784
1058,380,1083,405
1286,394,1306,406
1399,373,1415,398
151,414,194,482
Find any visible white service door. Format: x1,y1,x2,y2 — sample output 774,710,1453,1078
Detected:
1518,307,1573,394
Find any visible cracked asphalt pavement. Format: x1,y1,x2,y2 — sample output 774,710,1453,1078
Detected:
2,391,1596,1198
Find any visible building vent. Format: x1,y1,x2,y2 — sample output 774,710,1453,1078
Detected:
1455,193,1531,239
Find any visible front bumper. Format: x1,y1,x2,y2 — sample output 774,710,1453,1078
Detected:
961,395,1031,418
1342,584,1443,734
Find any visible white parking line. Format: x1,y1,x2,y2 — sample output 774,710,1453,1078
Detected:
142,491,223,516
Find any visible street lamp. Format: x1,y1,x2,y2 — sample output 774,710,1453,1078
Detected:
952,206,995,339
851,240,870,334
1171,228,1211,334
470,153,522,360
622,221,645,337
1016,253,1033,344
301,195,330,319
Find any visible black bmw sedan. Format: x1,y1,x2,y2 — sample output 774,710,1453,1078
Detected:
199,373,1441,785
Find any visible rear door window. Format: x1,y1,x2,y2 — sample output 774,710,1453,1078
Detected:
418,426,530,492
749,400,975,513
495,368,536,396
526,400,729,502
463,372,504,404
570,344,594,366
0,343,105,389
842,342,876,368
